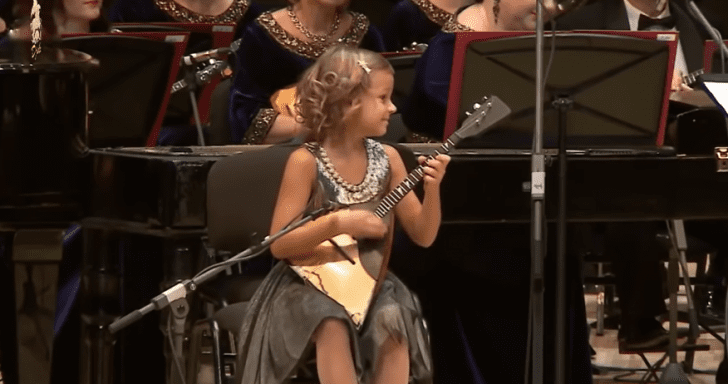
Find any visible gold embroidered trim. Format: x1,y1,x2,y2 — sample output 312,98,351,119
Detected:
442,19,473,33
410,0,456,27
257,11,370,60
243,108,278,144
154,0,250,23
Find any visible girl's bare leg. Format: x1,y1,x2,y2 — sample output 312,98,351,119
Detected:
372,335,409,384
313,318,358,384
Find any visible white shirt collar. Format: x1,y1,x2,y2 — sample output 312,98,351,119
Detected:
623,0,672,31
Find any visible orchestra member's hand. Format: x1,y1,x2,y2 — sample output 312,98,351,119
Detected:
0,18,6,34
271,85,298,117
671,69,693,92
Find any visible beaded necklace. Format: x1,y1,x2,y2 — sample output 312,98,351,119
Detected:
287,6,341,45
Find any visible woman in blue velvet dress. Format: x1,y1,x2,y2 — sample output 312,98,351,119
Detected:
382,0,471,52
107,0,261,40
399,1,594,383
228,0,385,144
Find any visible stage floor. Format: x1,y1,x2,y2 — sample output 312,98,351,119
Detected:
586,291,724,384
0,285,724,383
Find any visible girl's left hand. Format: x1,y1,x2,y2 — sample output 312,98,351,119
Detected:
419,154,451,188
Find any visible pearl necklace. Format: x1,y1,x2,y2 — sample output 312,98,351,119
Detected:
287,6,341,45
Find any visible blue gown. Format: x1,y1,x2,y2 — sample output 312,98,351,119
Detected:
228,10,385,144
108,0,263,40
382,0,456,52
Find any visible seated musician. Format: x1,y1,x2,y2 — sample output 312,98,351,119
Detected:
401,0,569,141
556,0,721,352
227,0,385,145
399,1,594,383
107,0,262,40
381,0,473,52
107,0,263,146
6,0,109,38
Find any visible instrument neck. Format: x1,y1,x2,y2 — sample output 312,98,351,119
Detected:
373,139,456,218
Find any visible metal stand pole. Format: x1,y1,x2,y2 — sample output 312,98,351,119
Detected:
529,2,546,383
660,219,691,384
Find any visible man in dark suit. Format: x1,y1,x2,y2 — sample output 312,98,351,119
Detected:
558,0,710,87
556,0,715,351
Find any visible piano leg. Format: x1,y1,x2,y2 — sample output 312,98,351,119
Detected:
79,227,121,384
80,228,205,384
12,229,64,384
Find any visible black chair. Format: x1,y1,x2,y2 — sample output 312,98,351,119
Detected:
208,78,233,145
186,143,297,384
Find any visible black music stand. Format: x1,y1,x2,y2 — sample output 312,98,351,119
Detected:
60,36,179,148
112,23,237,145
446,32,682,382
446,32,674,149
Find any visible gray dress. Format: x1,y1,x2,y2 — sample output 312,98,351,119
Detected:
235,139,433,384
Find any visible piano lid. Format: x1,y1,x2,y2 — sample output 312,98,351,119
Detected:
0,39,99,71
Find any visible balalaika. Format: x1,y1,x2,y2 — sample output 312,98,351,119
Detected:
288,95,512,327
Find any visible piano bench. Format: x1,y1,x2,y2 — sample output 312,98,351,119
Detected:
613,343,710,384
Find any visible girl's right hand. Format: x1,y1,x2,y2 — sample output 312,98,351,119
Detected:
335,209,387,239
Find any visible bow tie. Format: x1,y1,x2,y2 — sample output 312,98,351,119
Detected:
637,14,676,30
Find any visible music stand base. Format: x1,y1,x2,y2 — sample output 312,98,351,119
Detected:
659,362,690,384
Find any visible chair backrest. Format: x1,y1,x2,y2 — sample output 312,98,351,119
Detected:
207,144,299,255
208,78,234,145
206,142,419,255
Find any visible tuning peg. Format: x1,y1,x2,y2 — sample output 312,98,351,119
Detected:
473,103,481,110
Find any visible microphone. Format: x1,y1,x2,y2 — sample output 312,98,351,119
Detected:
555,0,584,12
180,38,243,66
170,58,231,94
306,201,351,221
181,46,233,66
325,201,351,211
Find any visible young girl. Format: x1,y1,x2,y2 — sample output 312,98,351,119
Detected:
234,45,449,384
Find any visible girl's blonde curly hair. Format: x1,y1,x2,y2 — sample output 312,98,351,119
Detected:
295,45,393,143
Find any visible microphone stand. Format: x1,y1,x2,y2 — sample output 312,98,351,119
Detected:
107,204,335,334
529,2,547,384
685,0,728,148
180,39,241,146
105,204,337,383
686,0,728,66
183,66,207,146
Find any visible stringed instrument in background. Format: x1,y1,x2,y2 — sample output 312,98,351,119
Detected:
288,95,512,327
